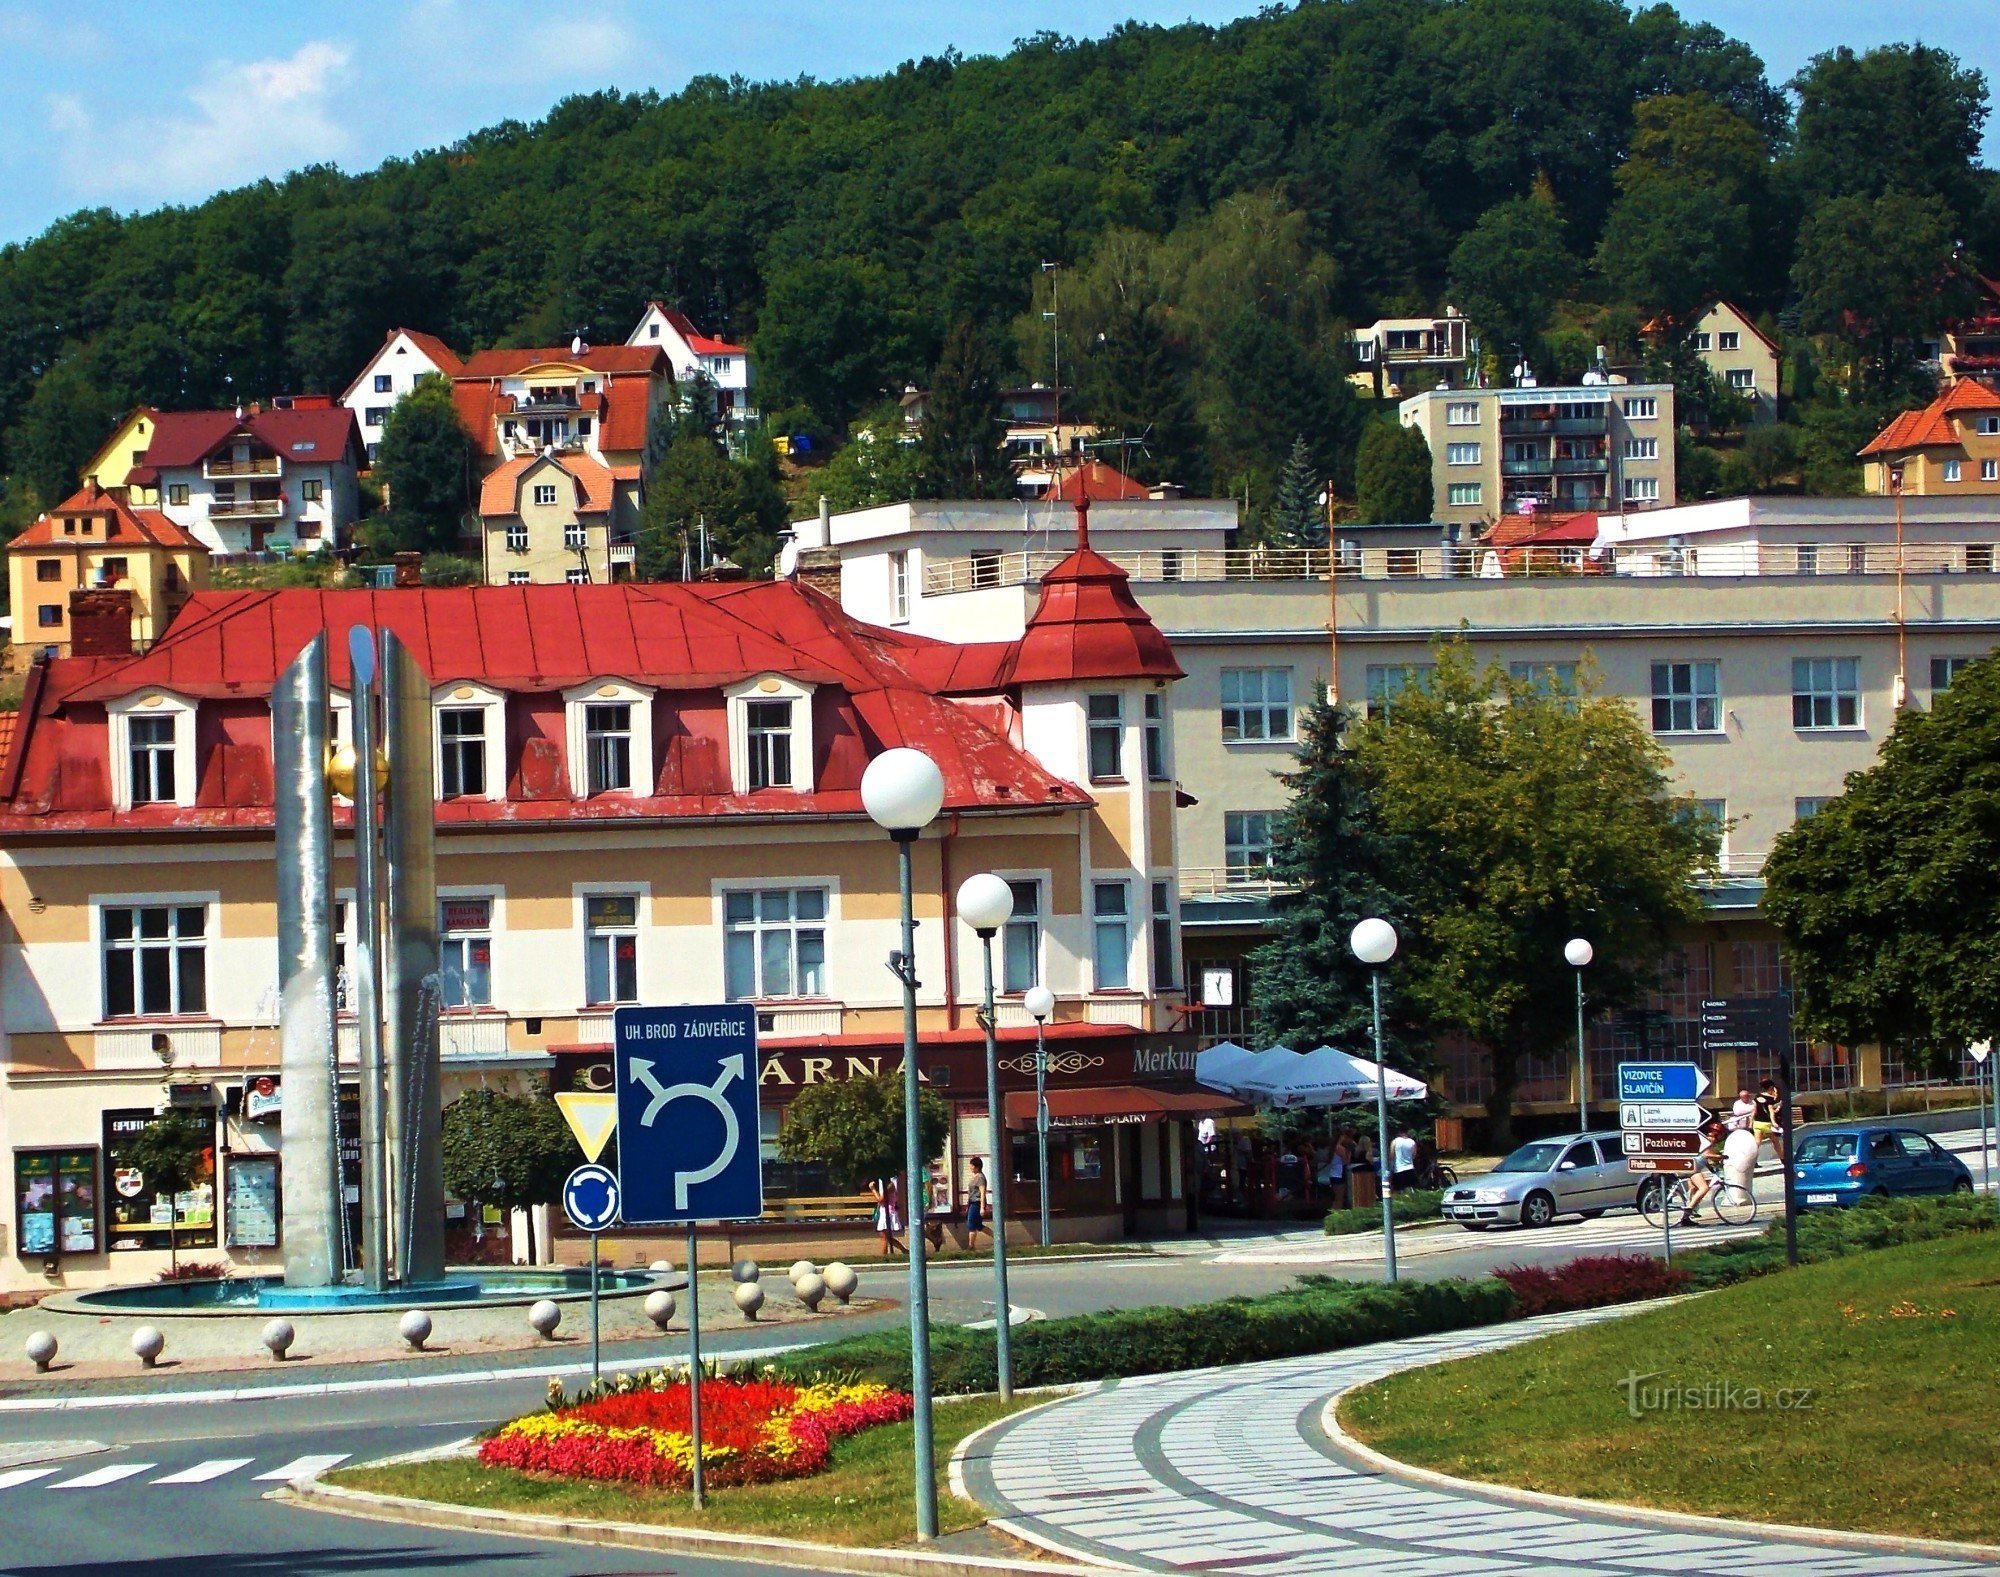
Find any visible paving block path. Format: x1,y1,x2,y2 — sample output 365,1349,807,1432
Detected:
959,1307,2000,1575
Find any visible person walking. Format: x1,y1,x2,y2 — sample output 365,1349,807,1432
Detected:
964,1157,991,1249
1389,1127,1419,1194
1753,1078,1786,1163
873,1175,904,1258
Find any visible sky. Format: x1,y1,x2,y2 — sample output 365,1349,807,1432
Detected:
0,1,1993,245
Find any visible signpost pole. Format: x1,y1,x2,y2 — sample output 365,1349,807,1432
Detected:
1035,1020,1051,1249
687,1223,704,1511
588,1231,601,1388
1991,1049,1999,1220
1778,1041,1799,1268
1663,1179,1672,1265
1370,970,1397,1285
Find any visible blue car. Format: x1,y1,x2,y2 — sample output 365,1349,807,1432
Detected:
1792,1125,1974,1209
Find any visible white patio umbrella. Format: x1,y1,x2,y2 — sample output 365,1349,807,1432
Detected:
1258,1045,1429,1109
1229,1044,1312,1101
1193,1040,1258,1094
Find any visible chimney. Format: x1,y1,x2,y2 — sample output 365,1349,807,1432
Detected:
393,551,423,588
68,588,134,658
795,546,842,598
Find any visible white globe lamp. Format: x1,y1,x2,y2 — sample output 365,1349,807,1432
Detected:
957,872,1014,935
1349,917,1398,966
1565,937,1594,969
1023,985,1055,1022
861,748,945,834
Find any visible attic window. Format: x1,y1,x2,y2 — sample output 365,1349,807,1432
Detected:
107,692,198,811
293,441,317,453
725,676,816,794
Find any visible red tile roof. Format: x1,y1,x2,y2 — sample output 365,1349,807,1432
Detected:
598,378,654,453
0,712,15,787
141,407,362,470
457,344,667,378
7,485,206,552
1861,380,2000,456
1049,461,1150,501
477,453,616,517
648,304,748,358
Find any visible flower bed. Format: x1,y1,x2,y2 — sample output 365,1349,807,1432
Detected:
479,1374,913,1489
1493,1253,1688,1316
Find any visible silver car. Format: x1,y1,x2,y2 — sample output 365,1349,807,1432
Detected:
1440,1130,1641,1229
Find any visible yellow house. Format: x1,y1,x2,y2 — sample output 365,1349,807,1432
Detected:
79,409,161,501
5,484,208,665
478,450,633,585
1861,380,2000,495
1687,302,1780,423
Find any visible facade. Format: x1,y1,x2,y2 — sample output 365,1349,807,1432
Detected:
1925,271,2000,389
127,402,364,556
339,329,466,464
79,408,160,493
1349,309,1474,398
627,303,754,424
1686,302,1780,424
1860,380,2000,496
4,485,208,665
0,553,1209,1292
477,450,626,585
1400,380,1676,535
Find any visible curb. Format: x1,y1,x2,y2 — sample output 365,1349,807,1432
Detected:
280,1474,1105,1576
948,1391,1133,1573
1320,1388,2000,1565
0,1438,107,1471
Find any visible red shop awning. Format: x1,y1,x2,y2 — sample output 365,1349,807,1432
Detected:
1002,1086,1248,1130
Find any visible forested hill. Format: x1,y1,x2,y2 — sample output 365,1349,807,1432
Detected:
1,0,1994,520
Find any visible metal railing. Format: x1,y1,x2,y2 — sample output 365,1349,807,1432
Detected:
204,458,280,478
1179,866,1289,899
209,499,285,519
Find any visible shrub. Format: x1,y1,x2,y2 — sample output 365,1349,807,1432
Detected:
155,1260,227,1282
1677,1190,1995,1290
1494,1254,1689,1316
1324,1188,1444,1236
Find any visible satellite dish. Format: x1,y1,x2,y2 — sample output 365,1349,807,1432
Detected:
778,538,801,579
570,335,587,354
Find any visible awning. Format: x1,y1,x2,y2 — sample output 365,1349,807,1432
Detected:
1003,1086,1248,1130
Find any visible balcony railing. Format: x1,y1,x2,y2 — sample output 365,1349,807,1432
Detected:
1179,866,1290,899
609,543,636,565
1553,456,1608,474
209,498,286,519
204,457,280,478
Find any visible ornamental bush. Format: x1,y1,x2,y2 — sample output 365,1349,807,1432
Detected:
1676,1190,1996,1290
1493,1254,1690,1316
1323,1189,1444,1236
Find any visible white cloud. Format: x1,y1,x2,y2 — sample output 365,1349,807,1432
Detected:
49,40,354,204
399,0,640,90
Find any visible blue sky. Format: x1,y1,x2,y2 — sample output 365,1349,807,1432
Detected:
1,1,1992,245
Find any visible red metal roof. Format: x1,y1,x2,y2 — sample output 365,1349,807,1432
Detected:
8,485,205,552
141,407,362,470
456,345,667,378
1049,461,1149,501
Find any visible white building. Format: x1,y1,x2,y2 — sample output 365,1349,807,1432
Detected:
339,330,466,465
628,303,755,424
130,403,364,556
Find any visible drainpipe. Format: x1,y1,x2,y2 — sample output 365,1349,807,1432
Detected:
941,812,962,1030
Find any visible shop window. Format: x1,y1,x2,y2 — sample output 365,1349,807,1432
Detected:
14,1149,98,1257
724,888,827,1000
103,1109,216,1252
1092,881,1130,991
440,897,494,1006
585,893,640,1005
102,904,207,1018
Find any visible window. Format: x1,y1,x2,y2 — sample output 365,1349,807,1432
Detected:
649,324,660,339
746,699,793,789
374,374,393,393
565,567,588,585
37,604,61,628
1795,797,1833,821
1508,660,1579,696
1690,332,1712,351
577,417,592,437
1932,655,1979,690
724,888,826,999
14,1148,98,1257
1003,880,1041,992
1445,401,1479,426
1445,442,1481,465
1143,692,1169,779
584,894,639,1005
1624,477,1660,502
102,904,206,1018
1683,799,1727,857
1651,660,1720,733
1623,437,1658,460
1447,482,1483,507
1984,460,1999,482
1623,397,1658,419
1225,811,1277,878
507,570,531,585
1792,656,1860,730
439,708,486,797
300,478,323,503
889,551,910,621
439,898,493,1007
1365,663,1432,719
1979,416,2000,436
1943,459,1962,483
1726,368,1755,390
533,483,560,506
168,484,189,506
102,556,128,582
1087,693,1124,779
128,715,177,804
35,559,59,582
563,521,586,550
1091,882,1130,990
584,703,632,793
1220,667,1291,742
1151,881,1178,990
1718,331,1741,351
506,523,529,552
364,406,390,428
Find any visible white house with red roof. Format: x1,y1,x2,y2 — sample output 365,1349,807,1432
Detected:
339,329,467,464
628,302,755,424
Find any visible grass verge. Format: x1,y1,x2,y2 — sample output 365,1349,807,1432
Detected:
329,1393,1034,1548
1341,1230,2000,1545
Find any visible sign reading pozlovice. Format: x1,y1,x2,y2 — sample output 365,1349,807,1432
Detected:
612,1005,764,1225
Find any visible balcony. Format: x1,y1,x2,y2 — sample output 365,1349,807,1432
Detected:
1500,417,1555,435
209,498,286,520
1553,416,1608,434
1553,456,1608,474
1500,460,1554,477
439,1012,512,1060
1179,865,1289,899
609,543,636,565
204,457,280,479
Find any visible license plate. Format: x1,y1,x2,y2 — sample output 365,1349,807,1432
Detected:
1806,1193,1836,1205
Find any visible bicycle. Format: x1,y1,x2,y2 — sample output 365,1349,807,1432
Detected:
1637,1170,1757,1229
1416,1159,1458,1190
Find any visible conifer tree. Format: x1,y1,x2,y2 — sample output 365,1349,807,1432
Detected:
1271,435,1327,547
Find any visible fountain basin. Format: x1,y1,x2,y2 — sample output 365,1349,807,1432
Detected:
46,1266,664,1318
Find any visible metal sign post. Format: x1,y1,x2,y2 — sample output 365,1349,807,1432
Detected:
1973,1042,1993,1198
1621,1062,1708,1266
687,1223,705,1510
561,1163,620,1391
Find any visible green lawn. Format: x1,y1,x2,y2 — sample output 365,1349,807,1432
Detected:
1342,1231,2000,1545
330,1393,1034,1549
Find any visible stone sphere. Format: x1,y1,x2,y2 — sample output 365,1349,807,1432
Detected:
260,1319,295,1360
528,1300,562,1338
795,1272,826,1312
823,1262,858,1304
732,1281,765,1320
24,1331,56,1372
399,1310,433,1350
649,1258,674,1274
131,1325,166,1366
730,1259,761,1284
788,1259,817,1283
644,1288,677,1330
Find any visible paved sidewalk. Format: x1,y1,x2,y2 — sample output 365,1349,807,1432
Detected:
959,1309,2000,1575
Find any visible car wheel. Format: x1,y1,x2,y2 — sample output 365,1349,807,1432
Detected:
1521,1191,1556,1229
1954,1178,1974,1194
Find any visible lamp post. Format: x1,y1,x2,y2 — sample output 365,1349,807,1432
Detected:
1349,917,1399,1284
1565,938,1594,1135
956,872,1016,1402
1024,986,1056,1248
860,747,946,1542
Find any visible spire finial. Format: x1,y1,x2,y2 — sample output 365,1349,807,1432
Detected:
1073,464,1090,551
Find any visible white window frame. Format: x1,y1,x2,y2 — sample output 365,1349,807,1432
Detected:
1623,396,1658,420
432,680,506,802
889,550,911,623
563,521,587,550
1224,810,1278,878
107,691,197,811
505,522,529,553
532,482,560,507
1623,437,1658,460
506,570,531,585
563,678,655,799
438,889,500,1009
1000,876,1044,993
1220,667,1293,743
1726,368,1755,391
1086,692,1125,781
96,893,214,1021
1718,330,1741,351
1091,880,1132,992
1445,441,1481,466
724,675,816,794
1624,477,1661,502
720,883,832,1001
579,885,644,1006
1142,690,1170,779
1447,481,1483,507
1983,459,1998,482
1942,459,1962,483
1651,660,1721,734
1792,656,1862,731
1445,401,1480,426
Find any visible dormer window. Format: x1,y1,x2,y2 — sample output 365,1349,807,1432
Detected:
725,676,816,793
563,679,654,799
434,681,504,801
586,704,631,792
747,700,792,788
129,716,176,803
108,692,197,810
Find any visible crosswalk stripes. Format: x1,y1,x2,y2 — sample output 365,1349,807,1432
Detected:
151,1457,254,1485
253,1453,350,1482
0,1469,59,1491
53,1463,154,1489
0,1453,349,1491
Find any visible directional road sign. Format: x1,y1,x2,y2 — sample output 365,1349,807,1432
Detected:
612,1005,763,1225
1622,1131,1704,1157
562,1163,621,1233
555,1091,618,1163
1617,1061,1710,1103
1627,1155,1700,1174
1620,1101,1707,1131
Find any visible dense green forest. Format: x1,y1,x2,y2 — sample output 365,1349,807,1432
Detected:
1,0,1994,545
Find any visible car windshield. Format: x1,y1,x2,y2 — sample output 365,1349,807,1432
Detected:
1493,1141,1567,1174
1795,1134,1857,1164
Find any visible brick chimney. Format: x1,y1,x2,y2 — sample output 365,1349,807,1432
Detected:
69,588,134,658
393,551,423,588
795,546,842,598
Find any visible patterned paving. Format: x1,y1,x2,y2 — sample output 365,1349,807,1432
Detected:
959,1309,2000,1574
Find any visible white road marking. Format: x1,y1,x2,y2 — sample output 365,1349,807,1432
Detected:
52,1462,155,1489
151,1457,254,1484
0,1468,60,1490
253,1453,349,1481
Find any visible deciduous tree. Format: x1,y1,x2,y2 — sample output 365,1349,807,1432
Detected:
373,374,471,556
440,1089,580,1263
1354,421,1432,525
777,1072,951,1192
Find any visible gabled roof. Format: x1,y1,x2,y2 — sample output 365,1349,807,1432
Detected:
646,303,747,358
1860,380,2000,457
1049,461,1149,501
456,345,667,378
7,485,206,552
477,452,616,517
339,329,465,402
142,407,362,470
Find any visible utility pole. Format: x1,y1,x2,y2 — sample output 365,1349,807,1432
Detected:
1040,262,1064,481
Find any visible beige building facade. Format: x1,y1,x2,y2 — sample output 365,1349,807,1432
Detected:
1687,301,1780,423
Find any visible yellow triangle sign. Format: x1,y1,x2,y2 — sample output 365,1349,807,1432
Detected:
555,1092,619,1163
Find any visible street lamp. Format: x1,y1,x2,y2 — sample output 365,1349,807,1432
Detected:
1023,986,1056,1248
1566,937,1594,1135
956,871,1016,1401
860,747,946,1542
1349,917,1399,1284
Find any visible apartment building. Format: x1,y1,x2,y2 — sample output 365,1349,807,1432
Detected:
627,302,754,424
4,485,208,665
1686,302,1780,424
1861,379,2000,496
0,554,1204,1290
1349,308,1475,398
1399,380,1676,535
477,450,628,586
340,329,467,463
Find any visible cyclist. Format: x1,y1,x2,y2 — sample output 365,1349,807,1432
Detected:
1682,1118,1728,1219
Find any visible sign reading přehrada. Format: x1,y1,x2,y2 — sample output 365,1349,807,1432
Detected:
611,1005,764,1225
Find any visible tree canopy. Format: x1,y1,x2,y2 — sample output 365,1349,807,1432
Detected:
440,1088,580,1259
370,374,471,556
777,1071,951,1191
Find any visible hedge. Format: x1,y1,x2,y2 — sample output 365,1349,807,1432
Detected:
1671,1190,1996,1288
1324,1188,1444,1236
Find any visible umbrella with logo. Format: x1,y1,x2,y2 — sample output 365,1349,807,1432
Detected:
1193,1040,1258,1095
1255,1045,1428,1110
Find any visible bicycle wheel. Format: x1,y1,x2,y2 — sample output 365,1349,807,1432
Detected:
1638,1175,1686,1229
1433,1164,1458,1188
1710,1181,1758,1226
